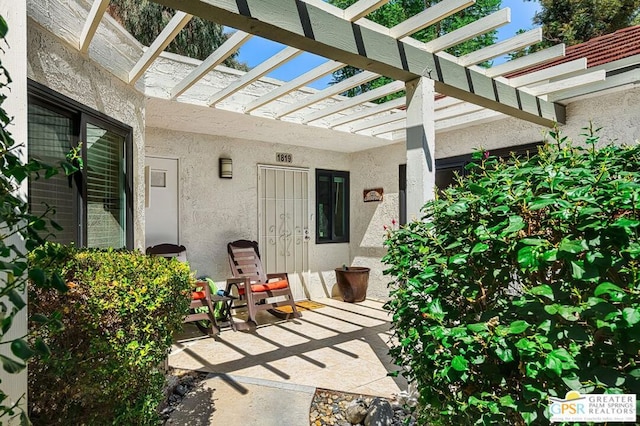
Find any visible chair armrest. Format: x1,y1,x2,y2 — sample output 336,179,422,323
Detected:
266,273,288,282
225,277,249,294
194,280,212,295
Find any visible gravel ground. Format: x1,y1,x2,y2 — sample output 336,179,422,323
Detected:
309,388,417,426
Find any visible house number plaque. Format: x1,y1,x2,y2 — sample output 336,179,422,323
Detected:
276,152,293,163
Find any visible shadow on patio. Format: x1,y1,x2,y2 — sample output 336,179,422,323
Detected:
169,297,407,398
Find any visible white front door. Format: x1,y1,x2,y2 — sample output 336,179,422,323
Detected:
258,165,310,301
145,157,179,248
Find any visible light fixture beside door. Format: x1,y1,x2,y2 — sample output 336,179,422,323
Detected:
219,157,232,179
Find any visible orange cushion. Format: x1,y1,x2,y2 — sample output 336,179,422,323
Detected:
237,279,289,295
192,291,207,300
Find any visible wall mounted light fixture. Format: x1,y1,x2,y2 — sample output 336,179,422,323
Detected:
219,157,233,179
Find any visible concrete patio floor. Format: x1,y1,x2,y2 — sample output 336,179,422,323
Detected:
167,298,408,424
169,297,407,397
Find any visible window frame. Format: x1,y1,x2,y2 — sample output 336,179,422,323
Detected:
27,80,134,249
434,142,542,190
399,143,543,223
315,169,350,244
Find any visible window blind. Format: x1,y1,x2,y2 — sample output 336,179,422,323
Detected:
27,104,78,244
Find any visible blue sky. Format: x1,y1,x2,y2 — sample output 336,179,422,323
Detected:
232,0,541,89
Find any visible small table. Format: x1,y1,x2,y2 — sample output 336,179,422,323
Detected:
210,294,236,333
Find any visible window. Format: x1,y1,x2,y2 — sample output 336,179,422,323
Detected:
435,143,542,190
316,169,349,243
27,81,133,249
399,143,542,222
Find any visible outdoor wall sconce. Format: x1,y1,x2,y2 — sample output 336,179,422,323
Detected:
219,157,233,179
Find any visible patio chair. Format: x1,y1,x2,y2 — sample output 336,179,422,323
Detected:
146,243,218,335
226,239,301,325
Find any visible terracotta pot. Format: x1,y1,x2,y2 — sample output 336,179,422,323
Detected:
335,267,370,303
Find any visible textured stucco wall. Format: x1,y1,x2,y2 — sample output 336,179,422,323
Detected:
27,23,147,250
349,144,406,300
145,128,351,298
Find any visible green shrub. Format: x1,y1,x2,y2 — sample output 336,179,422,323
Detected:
28,243,193,425
383,126,640,425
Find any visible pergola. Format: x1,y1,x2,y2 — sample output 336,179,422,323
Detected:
30,0,638,214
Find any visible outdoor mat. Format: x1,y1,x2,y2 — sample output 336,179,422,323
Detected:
274,300,326,314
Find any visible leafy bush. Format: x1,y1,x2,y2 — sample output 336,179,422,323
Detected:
28,243,193,425
383,126,640,425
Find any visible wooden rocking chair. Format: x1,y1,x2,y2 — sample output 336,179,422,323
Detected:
225,240,301,325
146,243,219,335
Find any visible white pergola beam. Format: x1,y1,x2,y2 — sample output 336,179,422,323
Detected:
435,102,484,120
548,68,640,102
129,11,192,84
458,28,542,67
508,58,587,88
523,70,607,96
208,46,302,106
344,0,391,22
302,80,404,123
155,0,565,126
435,109,504,132
275,70,379,118
79,0,110,53
434,96,465,109
367,117,406,136
424,8,510,53
171,30,252,99
244,60,344,113
350,110,406,132
328,96,406,128
485,44,565,77
390,0,474,39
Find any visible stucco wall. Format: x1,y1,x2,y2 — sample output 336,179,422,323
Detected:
27,23,146,249
349,143,406,300
145,127,352,299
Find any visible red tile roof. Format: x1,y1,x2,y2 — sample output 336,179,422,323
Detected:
507,25,640,78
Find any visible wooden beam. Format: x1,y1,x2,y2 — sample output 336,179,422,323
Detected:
350,110,406,132
208,46,302,106
244,60,344,113
154,0,565,125
548,68,640,102
344,0,391,22
275,70,379,118
171,30,252,99
328,96,406,127
435,109,503,132
390,0,474,39
302,80,404,123
79,0,110,53
434,96,465,109
367,117,406,136
424,8,510,53
508,58,586,88
522,70,606,96
458,28,542,67
485,44,565,77
129,11,192,84
435,101,484,120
